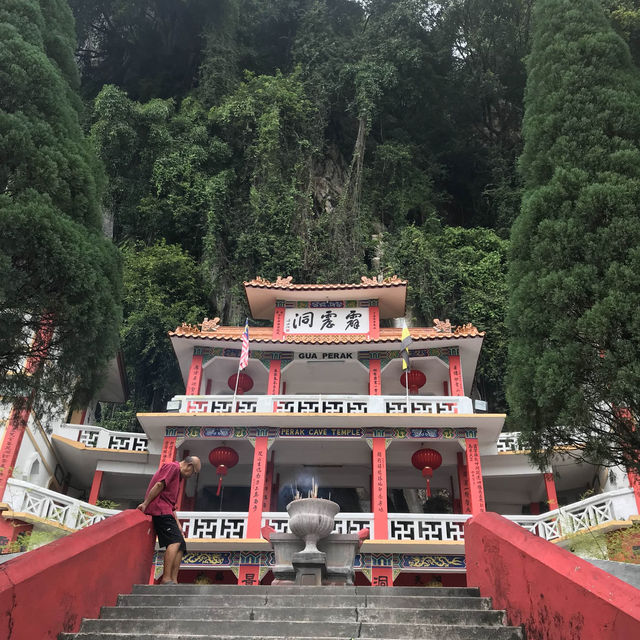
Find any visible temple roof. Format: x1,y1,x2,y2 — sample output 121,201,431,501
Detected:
244,276,407,319
170,321,483,345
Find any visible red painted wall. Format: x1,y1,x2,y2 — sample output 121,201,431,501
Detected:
0,509,155,639
466,511,640,640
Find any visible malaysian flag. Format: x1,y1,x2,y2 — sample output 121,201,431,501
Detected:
239,318,250,370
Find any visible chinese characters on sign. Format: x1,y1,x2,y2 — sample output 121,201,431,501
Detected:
160,436,177,464
246,436,269,538
283,307,370,335
186,355,203,395
465,438,486,513
448,355,464,396
369,359,381,395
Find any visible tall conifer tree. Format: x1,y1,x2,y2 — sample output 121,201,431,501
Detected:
507,0,640,471
0,0,122,408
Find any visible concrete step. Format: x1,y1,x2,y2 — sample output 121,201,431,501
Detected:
99,604,506,626
63,636,519,640
118,592,491,610
69,618,523,638
130,584,480,597
61,585,524,640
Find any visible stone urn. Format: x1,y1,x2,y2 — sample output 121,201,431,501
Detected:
287,498,339,555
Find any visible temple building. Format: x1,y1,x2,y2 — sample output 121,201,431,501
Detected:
1,276,638,586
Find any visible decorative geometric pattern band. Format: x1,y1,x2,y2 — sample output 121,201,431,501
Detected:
155,551,466,572
165,426,477,440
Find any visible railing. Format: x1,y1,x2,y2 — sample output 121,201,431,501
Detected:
3,481,636,546
54,423,149,452
169,394,473,415
179,512,248,539
2,478,117,530
507,488,637,541
388,514,469,541
496,432,524,453
262,512,375,535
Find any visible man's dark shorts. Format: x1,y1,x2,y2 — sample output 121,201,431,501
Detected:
152,515,187,553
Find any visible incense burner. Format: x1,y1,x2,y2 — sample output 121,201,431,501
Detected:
287,498,339,555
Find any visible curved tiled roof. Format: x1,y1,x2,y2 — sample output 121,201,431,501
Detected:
170,324,484,344
244,275,407,290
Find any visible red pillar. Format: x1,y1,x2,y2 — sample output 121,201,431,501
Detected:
273,308,285,339
465,438,486,514
186,353,203,396
159,436,177,466
0,402,31,500
371,438,388,539
369,359,381,395
544,472,559,511
88,470,104,505
369,307,380,340
371,436,391,586
268,359,281,395
175,450,190,511
0,320,53,498
448,355,464,396
371,566,394,587
457,451,471,514
262,456,274,513
246,436,268,540
238,564,260,586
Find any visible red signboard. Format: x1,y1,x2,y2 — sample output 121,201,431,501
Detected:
465,438,486,513
372,438,388,539
186,354,203,396
369,359,381,396
448,355,464,396
247,436,268,538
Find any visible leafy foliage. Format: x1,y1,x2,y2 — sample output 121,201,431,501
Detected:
385,224,508,409
507,0,640,472
120,241,207,410
0,0,121,409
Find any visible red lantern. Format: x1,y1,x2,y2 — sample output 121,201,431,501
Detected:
400,370,427,394
209,446,239,496
228,373,254,394
411,448,442,497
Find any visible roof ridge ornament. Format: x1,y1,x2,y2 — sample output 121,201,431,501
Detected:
433,318,452,333
361,274,403,285
179,322,199,335
454,322,479,336
200,317,221,332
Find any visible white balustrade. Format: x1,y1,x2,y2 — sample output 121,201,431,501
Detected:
178,512,248,539
388,514,471,541
3,479,634,546
496,432,524,453
55,423,149,452
172,394,473,416
2,478,117,530
261,512,375,536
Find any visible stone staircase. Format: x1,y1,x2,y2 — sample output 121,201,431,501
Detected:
60,584,523,639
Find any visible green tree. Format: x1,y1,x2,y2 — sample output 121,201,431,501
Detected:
121,241,208,411
0,0,121,409
507,0,640,472
206,69,316,319
385,225,508,410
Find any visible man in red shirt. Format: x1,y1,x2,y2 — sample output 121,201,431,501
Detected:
138,456,201,584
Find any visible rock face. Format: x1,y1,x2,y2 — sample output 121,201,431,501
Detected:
60,584,525,639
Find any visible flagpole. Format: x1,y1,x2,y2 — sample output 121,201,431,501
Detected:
233,318,249,410
405,367,410,414
232,356,242,410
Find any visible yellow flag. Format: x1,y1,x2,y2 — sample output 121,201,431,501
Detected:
401,321,412,370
